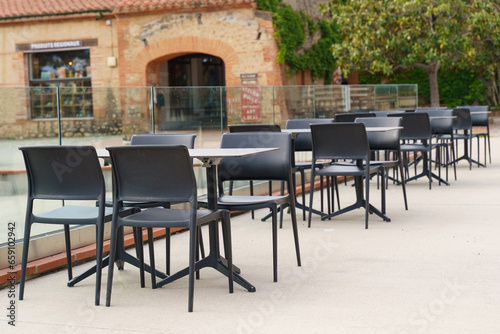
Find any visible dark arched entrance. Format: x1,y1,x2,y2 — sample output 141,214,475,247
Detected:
158,53,226,130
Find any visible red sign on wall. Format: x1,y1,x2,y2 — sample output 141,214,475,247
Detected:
241,86,262,122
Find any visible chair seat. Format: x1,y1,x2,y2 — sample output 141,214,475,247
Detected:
217,194,288,207
439,133,469,140
294,161,329,168
400,143,431,151
316,163,378,177
104,199,168,209
34,205,113,224
120,207,221,227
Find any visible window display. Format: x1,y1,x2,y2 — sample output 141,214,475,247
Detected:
29,49,92,119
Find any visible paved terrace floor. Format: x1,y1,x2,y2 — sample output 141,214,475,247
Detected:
2,120,500,333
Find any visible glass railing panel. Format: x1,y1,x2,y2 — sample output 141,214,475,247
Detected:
397,84,418,110
373,84,399,111
271,86,316,125
0,84,419,268
224,86,279,127
313,85,348,117
347,85,375,111
0,87,63,264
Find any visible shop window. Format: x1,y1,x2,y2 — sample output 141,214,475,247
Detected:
29,49,93,119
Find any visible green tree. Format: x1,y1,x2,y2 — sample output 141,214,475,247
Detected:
256,0,340,84
325,0,500,106
467,1,500,105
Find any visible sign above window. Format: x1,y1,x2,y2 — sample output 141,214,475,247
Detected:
30,49,91,80
16,39,98,52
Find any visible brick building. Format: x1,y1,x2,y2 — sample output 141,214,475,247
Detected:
0,0,339,138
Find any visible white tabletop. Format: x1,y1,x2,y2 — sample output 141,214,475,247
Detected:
97,147,279,167
282,127,402,134
429,116,457,120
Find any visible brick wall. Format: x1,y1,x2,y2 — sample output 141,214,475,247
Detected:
0,8,305,138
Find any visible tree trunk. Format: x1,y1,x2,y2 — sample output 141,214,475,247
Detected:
427,61,440,107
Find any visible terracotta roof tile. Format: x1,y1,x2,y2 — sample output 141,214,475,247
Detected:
0,0,118,19
0,0,253,19
113,0,254,13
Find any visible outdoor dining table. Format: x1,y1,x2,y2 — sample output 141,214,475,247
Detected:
460,111,491,167
69,147,278,293
282,126,403,223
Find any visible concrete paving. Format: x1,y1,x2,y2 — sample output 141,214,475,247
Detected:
2,120,500,333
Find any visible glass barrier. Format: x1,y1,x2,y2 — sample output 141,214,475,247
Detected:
0,84,417,268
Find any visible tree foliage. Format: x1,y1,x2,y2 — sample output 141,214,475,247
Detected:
256,0,340,84
324,0,500,106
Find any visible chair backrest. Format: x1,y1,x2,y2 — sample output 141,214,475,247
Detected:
335,112,376,122
373,110,400,117
310,123,370,161
130,133,196,148
459,105,489,126
19,146,105,201
416,109,454,135
355,117,402,151
452,108,472,131
218,132,292,183
285,118,334,152
107,146,196,204
388,112,431,141
416,107,447,111
228,124,281,133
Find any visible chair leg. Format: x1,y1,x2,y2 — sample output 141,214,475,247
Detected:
95,222,104,306
320,175,324,212
250,181,255,219
188,226,197,312
288,179,301,268
487,128,491,164
64,224,73,281
279,181,285,228
271,206,278,282
19,220,32,301
147,228,157,289
364,175,370,229
326,176,331,215
136,227,145,288
380,168,386,214
398,158,409,211
477,134,481,168
106,220,119,307
221,213,234,294
195,226,204,280
308,171,316,228
165,228,171,276
334,177,341,211
300,168,306,221
428,149,432,190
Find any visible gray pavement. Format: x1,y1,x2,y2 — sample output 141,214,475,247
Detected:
2,120,500,333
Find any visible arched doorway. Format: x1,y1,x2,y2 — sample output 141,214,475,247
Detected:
158,53,226,130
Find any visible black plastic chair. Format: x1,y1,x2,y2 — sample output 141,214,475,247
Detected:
388,112,438,189
355,117,408,211
228,124,281,133
308,123,387,229
131,133,196,147
459,105,491,166
209,132,301,282
105,145,232,312
445,108,474,170
228,124,281,219
126,133,198,276
285,118,336,220
421,109,457,181
18,146,110,306
334,112,376,122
